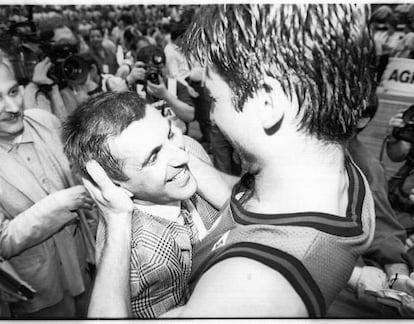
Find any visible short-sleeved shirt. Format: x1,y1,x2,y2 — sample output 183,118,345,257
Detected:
189,156,375,317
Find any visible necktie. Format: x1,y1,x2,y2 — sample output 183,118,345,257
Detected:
179,207,200,245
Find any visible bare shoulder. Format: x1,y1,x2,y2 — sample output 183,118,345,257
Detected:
181,257,308,317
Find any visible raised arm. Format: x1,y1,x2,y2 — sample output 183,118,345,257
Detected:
83,161,133,318
163,257,308,317
188,152,238,209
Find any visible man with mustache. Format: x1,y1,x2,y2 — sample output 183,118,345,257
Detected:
0,50,93,318
62,91,223,318
84,4,376,317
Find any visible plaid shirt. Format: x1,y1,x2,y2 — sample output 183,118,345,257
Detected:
95,136,219,318
130,194,218,318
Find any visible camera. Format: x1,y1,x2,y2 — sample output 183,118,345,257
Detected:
392,104,414,143
39,42,89,86
135,45,165,86
142,53,164,85
0,21,88,87
145,64,161,85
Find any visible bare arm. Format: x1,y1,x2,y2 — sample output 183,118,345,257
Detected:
188,152,239,209
162,257,308,317
84,161,133,318
88,215,132,318
161,90,195,122
147,79,195,122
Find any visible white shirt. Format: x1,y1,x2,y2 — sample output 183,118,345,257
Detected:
164,43,190,84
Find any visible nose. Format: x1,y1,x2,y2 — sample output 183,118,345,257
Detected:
4,96,20,113
167,143,189,167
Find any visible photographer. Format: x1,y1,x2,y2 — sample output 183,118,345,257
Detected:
327,101,414,317
124,45,195,134
0,48,94,318
386,107,414,237
23,57,69,121
36,24,92,116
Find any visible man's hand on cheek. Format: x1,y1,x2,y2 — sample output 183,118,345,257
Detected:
83,160,133,227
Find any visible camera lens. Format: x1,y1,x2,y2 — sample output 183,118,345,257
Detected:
61,55,89,85
146,67,160,84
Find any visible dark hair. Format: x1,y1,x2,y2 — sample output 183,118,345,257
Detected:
62,91,147,182
170,21,187,41
182,4,377,144
119,13,132,26
135,45,165,65
123,26,140,52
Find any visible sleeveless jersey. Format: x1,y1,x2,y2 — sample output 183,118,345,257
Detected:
189,156,375,317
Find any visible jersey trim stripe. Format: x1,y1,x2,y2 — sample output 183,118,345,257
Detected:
191,242,326,317
230,156,365,237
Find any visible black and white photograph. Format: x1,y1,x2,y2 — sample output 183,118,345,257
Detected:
0,2,414,320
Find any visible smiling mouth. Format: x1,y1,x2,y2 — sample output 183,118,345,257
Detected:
167,167,188,183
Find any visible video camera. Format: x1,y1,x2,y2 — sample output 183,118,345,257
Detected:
0,20,88,87
39,42,89,87
392,104,414,143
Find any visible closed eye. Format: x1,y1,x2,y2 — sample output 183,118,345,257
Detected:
147,152,159,166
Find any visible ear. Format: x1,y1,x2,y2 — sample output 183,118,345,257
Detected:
258,77,287,135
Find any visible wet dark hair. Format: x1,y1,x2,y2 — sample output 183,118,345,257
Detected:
62,91,147,182
182,4,377,143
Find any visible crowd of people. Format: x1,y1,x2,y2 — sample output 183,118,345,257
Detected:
371,4,414,81
1,3,414,319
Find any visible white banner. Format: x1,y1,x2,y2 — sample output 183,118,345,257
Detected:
378,57,414,95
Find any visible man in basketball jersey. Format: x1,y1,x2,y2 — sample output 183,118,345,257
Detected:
85,4,377,317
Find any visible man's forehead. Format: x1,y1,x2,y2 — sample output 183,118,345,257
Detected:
107,107,167,159
53,26,76,43
0,64,16,84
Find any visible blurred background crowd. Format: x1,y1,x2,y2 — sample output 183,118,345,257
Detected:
2,2,414,319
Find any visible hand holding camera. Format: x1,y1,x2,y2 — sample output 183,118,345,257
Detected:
391,105,414,143
32,57,54,85
146,75,167,99
126,61,146,85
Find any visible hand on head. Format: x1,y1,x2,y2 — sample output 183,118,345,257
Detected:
83,160,133,226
